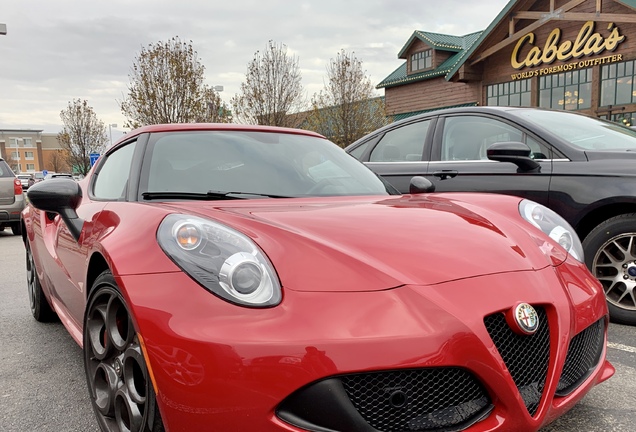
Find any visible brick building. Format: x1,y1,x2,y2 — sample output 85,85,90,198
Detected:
379,0,636,125
0,129,70,174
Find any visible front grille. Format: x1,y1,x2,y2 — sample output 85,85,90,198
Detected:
484,307,550,416
340,368,491,431
556,318,605,396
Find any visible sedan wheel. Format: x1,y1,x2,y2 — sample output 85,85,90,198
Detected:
26,241,56,322
84,271,164,432
584,214,636,325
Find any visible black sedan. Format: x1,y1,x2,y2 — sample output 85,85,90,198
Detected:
346,106,636,325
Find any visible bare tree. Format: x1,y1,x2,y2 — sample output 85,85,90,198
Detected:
120,37,230,128
57,99,108,176
231,40,306,126
3,152,18,173
304,50,388,147
49,149,70,173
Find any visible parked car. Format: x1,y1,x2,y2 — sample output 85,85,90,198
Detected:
23,123,613,432
0,157,24,235
33,171,46,183
16,174,34,190
44,172,73,180
346,106,636,325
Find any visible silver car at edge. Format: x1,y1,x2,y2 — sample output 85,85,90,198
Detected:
0,157,25,235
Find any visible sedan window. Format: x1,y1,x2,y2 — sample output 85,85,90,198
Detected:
369,120,431,162
441,116,552,161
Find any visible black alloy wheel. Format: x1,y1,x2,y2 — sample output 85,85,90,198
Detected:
26,241,57,322
84,271,164,432
584,214,636,326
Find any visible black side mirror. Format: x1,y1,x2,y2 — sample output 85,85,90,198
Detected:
27,178,84,241
410,176,436,194
486,142,541,172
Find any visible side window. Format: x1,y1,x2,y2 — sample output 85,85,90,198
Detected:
93,142,137,200
348,140,373,160
369,120,430,162
441,116,552,161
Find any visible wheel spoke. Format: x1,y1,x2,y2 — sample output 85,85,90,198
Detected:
115,388,144,432
93,362,119,417
123,344,147,405
87,302,111,360
107,296,133,351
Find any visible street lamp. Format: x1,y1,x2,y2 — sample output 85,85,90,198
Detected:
108,124,117,145
0,23,7,35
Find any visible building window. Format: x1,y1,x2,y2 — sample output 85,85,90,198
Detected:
26,164,35,171
9,138,18,147
25,151,34,160
486,79,531,106
10,151,19,159
411,50,432,72
600,60,636,107
539,68,591,111
23,137,33,147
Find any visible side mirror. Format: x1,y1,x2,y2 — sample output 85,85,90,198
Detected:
487,142,541,172
27,178,84,241
410,176,436,194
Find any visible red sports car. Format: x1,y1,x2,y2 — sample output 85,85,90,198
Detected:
22,124,614,432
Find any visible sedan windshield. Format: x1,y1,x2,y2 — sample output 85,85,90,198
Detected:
143,131,394,198
515,109,636,151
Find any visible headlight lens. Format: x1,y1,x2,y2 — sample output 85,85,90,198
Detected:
157,214,281,307
519,200,584,262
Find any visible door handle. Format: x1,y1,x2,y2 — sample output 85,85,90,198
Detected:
432,170,458,180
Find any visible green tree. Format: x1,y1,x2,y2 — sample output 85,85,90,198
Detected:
231,40,306,126
304,50,388,147
57,99,107,175
120,37,230,128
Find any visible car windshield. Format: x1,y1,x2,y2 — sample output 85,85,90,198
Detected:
515,109,636,151
144,131,393,198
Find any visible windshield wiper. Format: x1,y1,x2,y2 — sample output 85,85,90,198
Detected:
142,190,291,201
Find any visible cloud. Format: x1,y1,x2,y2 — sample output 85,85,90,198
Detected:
0,0,509,132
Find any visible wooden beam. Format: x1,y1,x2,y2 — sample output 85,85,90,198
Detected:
596,0,602,14
509,17,515,36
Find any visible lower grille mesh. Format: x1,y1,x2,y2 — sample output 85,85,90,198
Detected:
484,307,550,416
556,318,605,395
340,368,490,431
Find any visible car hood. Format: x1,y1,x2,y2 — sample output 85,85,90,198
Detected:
159,194,552,292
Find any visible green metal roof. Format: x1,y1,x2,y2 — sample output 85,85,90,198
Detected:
391,102,478,121
378,31,482,89
397,30,477,58
616,0,636,9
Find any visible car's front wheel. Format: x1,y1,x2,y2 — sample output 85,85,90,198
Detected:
584,214,636,325
84,271,164,432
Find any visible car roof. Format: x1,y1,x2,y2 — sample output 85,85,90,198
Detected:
114,123,326,147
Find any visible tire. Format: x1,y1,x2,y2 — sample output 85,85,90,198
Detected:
84,271,164,432
11,222,22,236
26,241,57,322
583,214,636,325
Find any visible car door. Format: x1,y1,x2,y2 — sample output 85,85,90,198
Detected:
52,140,139,326
425,114,557,206
358,117,435,193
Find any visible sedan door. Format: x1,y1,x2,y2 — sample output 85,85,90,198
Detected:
356,117,435,193
425,114,557,206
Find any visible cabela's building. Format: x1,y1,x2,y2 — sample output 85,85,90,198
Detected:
379,0,636,125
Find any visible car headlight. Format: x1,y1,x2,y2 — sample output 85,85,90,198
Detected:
519,200,584,262
157,214,281,307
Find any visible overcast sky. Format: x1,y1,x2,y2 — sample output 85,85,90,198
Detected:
0,0,509,136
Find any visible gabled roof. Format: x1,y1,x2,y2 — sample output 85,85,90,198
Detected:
378,31,482,89
397,31,476,57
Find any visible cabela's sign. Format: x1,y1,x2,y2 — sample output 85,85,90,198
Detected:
511,21,625,70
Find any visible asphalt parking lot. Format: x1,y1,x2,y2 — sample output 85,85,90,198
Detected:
1,231,635,431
